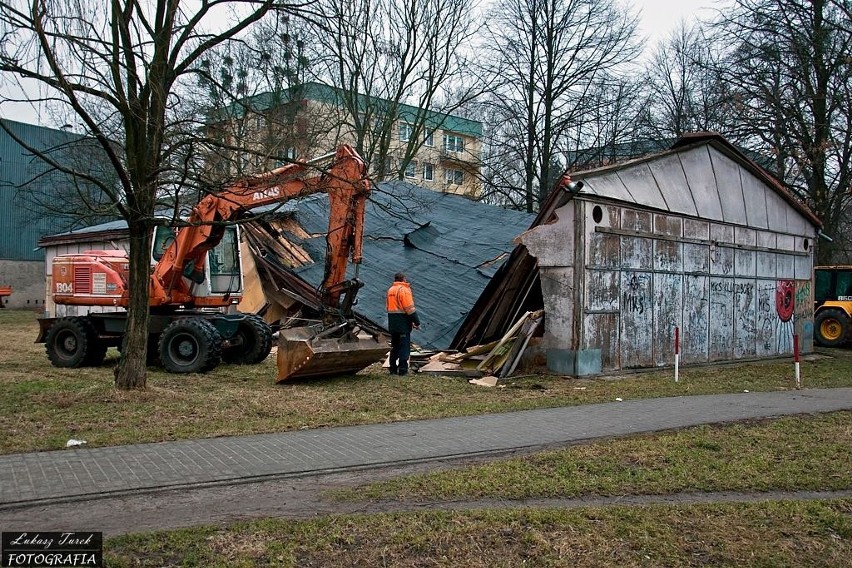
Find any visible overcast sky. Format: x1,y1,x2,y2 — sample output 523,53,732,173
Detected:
637,0,721,46
1,0,724,129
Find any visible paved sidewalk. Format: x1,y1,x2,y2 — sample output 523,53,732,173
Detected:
1,388,851,509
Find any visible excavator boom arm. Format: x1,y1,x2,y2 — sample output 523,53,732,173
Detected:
150,145,370,307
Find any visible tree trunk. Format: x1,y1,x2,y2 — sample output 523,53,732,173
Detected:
114,217,153,389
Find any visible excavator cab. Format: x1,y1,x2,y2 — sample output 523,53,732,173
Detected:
152,225,243,299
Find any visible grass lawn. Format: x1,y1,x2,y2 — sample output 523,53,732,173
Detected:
105,413,852,567
2,308,852,454
105,501,852,567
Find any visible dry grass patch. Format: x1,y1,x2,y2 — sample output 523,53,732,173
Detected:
105,500,852,567
2,309,852,454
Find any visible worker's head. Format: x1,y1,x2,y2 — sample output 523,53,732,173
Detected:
394,272,406,282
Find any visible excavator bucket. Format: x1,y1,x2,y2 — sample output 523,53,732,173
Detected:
276,326,389,383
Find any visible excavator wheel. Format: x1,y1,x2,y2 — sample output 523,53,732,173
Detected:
45,317,99,368
159,318,222,373
222,314,273,365
815,309,850,347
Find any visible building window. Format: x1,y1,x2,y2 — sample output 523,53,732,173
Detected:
286,147,297,160
443,134,464,153
399,122,413,142
424,131,434,147
404,160,417,178
445,168,464,185
423,162,434,181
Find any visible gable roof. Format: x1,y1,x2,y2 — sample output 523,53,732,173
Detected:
573,132,820,229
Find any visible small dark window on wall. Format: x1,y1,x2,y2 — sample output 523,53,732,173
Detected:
592,205,603,224
803,238,810,251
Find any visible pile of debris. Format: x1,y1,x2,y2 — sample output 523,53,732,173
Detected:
416,310,543,384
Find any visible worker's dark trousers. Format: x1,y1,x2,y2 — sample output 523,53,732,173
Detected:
389,332,411,375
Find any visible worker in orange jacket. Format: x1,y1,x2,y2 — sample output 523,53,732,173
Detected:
386,272,421,376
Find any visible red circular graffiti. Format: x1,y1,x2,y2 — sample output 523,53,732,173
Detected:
776,280,794,322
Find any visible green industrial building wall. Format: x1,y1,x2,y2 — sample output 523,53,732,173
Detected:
0,119,113,261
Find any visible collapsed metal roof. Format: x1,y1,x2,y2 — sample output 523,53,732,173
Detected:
249,180,535,349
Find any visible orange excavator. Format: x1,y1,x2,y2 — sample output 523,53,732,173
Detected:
37,145,388,380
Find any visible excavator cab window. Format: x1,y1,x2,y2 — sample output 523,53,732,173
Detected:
152,226,176,262
838,270,852,299
209,226,240,294
815,269,833,302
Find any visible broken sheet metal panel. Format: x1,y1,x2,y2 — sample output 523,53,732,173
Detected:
517,201,577,267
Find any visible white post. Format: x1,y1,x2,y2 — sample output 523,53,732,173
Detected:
674,326,680,383
793,334,801,389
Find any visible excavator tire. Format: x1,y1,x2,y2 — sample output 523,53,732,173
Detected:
815,308,850,347
159,318,222,374
222,314,273,365
45,317,99,368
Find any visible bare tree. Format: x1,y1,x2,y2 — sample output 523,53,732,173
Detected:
710,0,852,263
193,12,338,180
310,0,482,181
480,0,641,212
638,23,733,141
0,0,301,389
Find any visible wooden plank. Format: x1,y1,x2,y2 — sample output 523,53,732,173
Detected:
237,238,267,314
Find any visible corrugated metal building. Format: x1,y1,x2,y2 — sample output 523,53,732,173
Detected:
0,119,114,309
454,133,821,376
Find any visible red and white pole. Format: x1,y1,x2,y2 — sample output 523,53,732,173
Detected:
674,326,680,383
793,334,801,389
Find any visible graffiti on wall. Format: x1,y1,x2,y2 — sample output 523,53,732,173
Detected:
795,280,813,352
622,273,651,315
776,280,794,322
772,280,796,353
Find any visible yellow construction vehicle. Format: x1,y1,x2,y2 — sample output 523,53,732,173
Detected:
814,265,852,347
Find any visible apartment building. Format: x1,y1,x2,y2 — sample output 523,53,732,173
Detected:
211,82,482,198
